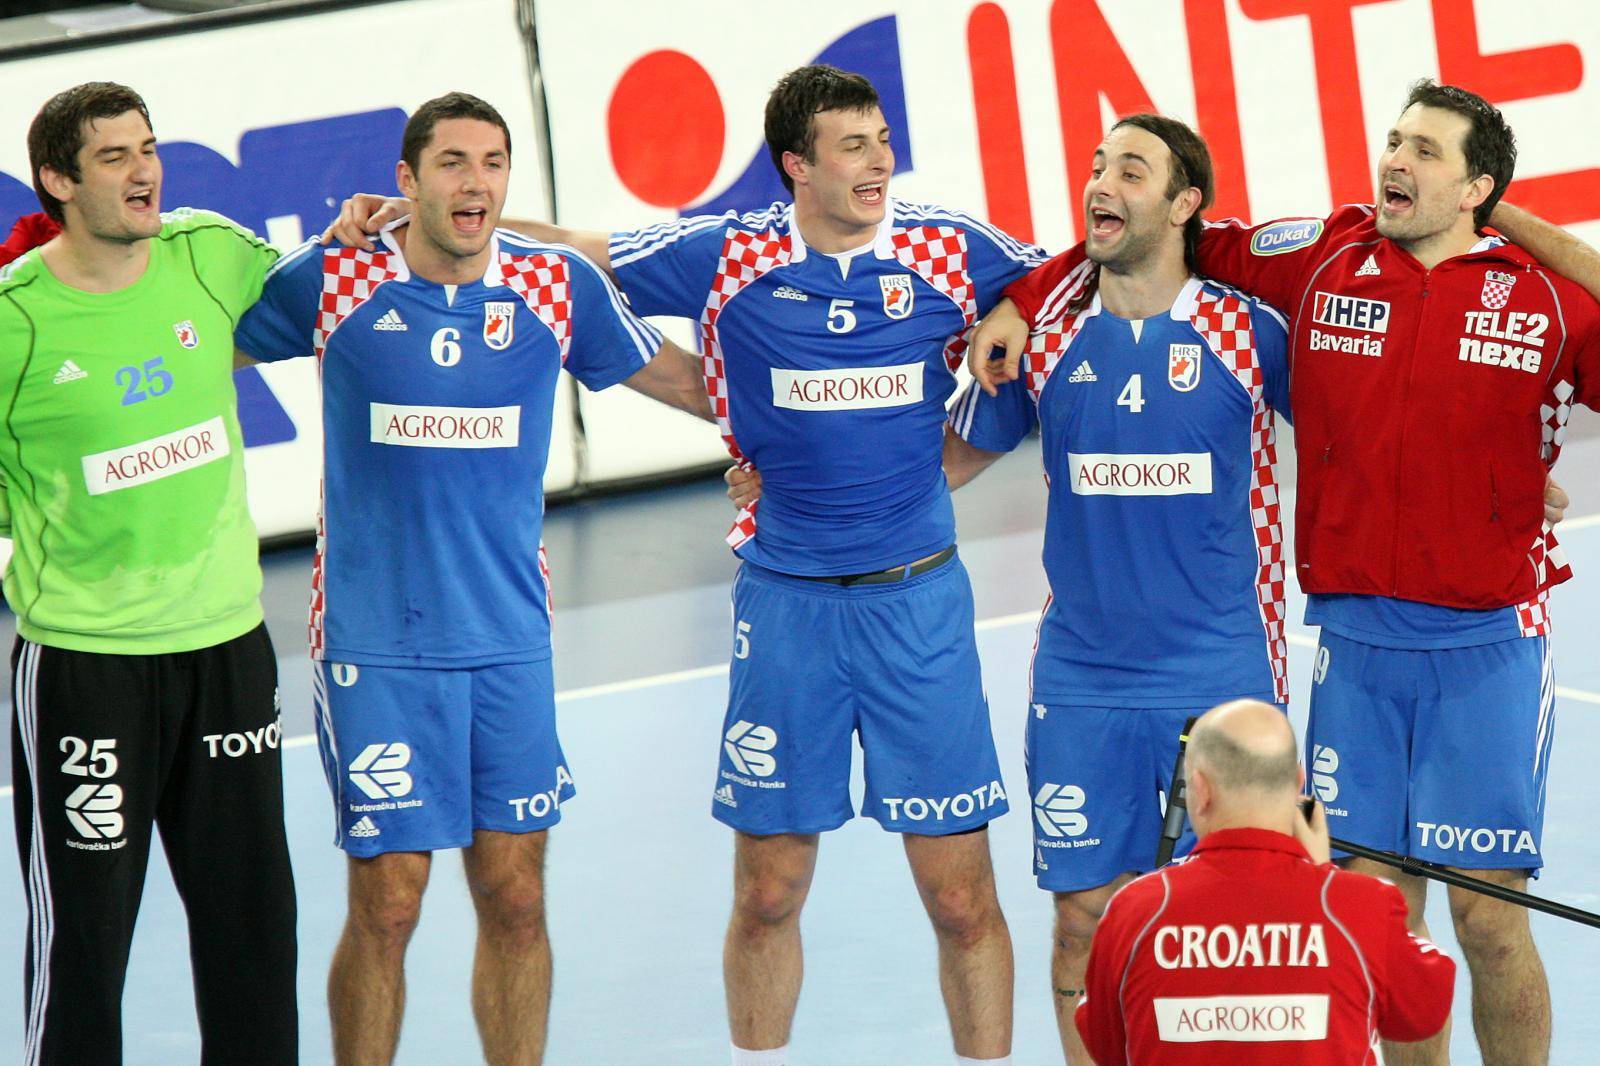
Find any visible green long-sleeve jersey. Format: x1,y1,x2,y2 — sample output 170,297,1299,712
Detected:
0,209,278,653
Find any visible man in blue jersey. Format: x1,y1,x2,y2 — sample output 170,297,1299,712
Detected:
949,115,1291,1064
601,67,1042,1066
332,65,1042,1065
236,93,710,1066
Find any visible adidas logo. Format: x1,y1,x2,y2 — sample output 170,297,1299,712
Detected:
348,816,380,838
1067,360,1097,383
1355,255,1380,277
372,308,407,332
52,360,87,384
772,285,808,302
713,784,738,809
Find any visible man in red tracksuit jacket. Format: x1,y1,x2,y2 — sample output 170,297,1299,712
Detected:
981,81,1599,1066
1077,700,1455,1065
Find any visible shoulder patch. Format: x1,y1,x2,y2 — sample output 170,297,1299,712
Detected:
1250,219,1324,257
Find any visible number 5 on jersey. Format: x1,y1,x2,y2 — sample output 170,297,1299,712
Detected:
826,299,856,334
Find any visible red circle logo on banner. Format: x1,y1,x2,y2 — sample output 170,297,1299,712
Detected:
607,50,725,208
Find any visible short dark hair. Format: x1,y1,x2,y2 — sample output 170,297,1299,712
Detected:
1400,79,1516,229
764,65,881,194
1067,113,1214,317
1112,113,1214,277
28,82,153,224
401,92,512,174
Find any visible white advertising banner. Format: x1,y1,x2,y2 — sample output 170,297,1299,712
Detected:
537,0,1600,477
538,0,1600,248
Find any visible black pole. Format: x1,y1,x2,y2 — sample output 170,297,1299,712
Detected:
1156,723,1600,930
1329,836,1600,931
1154,717,1199,868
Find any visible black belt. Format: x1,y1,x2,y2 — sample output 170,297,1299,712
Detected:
796,545,957,586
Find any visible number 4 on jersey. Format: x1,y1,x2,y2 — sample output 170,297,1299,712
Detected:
1117,374,1145,414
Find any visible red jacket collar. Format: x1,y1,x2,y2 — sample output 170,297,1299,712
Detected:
1188,827,1316,863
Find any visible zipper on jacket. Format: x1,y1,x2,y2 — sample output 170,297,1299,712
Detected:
1301,444,1334,574
1390,275,1429,595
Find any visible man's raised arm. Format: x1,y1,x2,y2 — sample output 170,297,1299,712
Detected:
621,338,713,422
1491,203,1600,305
323,194,615,279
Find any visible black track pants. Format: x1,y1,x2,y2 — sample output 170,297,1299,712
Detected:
11,623,298,1065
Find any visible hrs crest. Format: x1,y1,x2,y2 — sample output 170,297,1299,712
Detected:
1168,344,1201,392
483,302,516,351
880,274,914,320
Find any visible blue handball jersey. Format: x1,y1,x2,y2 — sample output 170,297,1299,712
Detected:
610,199,1044,575
236,224,661,667
950,275,1292,707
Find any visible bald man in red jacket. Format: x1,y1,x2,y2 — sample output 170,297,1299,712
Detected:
1077,700,1454,1065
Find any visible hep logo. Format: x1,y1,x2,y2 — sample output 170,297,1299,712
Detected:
349,743,414,799
1311,745,1339,803
65,783,125,839
605,16,913,215
1033,782,1088,838
723,721,778,778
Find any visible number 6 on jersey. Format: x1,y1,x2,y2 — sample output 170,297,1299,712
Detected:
431,327,463,367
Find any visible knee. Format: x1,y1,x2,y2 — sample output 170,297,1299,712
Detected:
1451,896,1531,968
469,874,547,943
732,872,807,931
349,882,425,946
1054,894,1107,953
926,881,1002,949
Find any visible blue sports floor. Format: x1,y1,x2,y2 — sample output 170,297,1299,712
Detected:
4,421,1600,1064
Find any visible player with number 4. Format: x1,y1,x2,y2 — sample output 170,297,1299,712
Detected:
946,114,1293,1066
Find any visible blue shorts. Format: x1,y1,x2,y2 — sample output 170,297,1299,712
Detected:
313,657,575,857
1027,704,1214,892
713,553,1008,836
1306,631,1553,873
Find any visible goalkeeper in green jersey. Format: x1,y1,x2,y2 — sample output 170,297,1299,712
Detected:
0,83,296,1065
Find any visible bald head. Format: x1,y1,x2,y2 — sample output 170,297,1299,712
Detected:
1186,699,1299,798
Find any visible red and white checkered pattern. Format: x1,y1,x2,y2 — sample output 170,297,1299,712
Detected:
498,253,572,363
699,228,793,548
315,248,401,359
1481,275,1515,309
309,250,401,656
1516,519,1569,636
1517,587,1551,637
309,477,327,659
1522,374,1577,632
1540,378,1575,462
891,226,975,370
1191,289,1289,705
1023,313,1091,405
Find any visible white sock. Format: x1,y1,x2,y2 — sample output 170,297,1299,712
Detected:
955,1057,1012,1066
732,1045,788,1066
